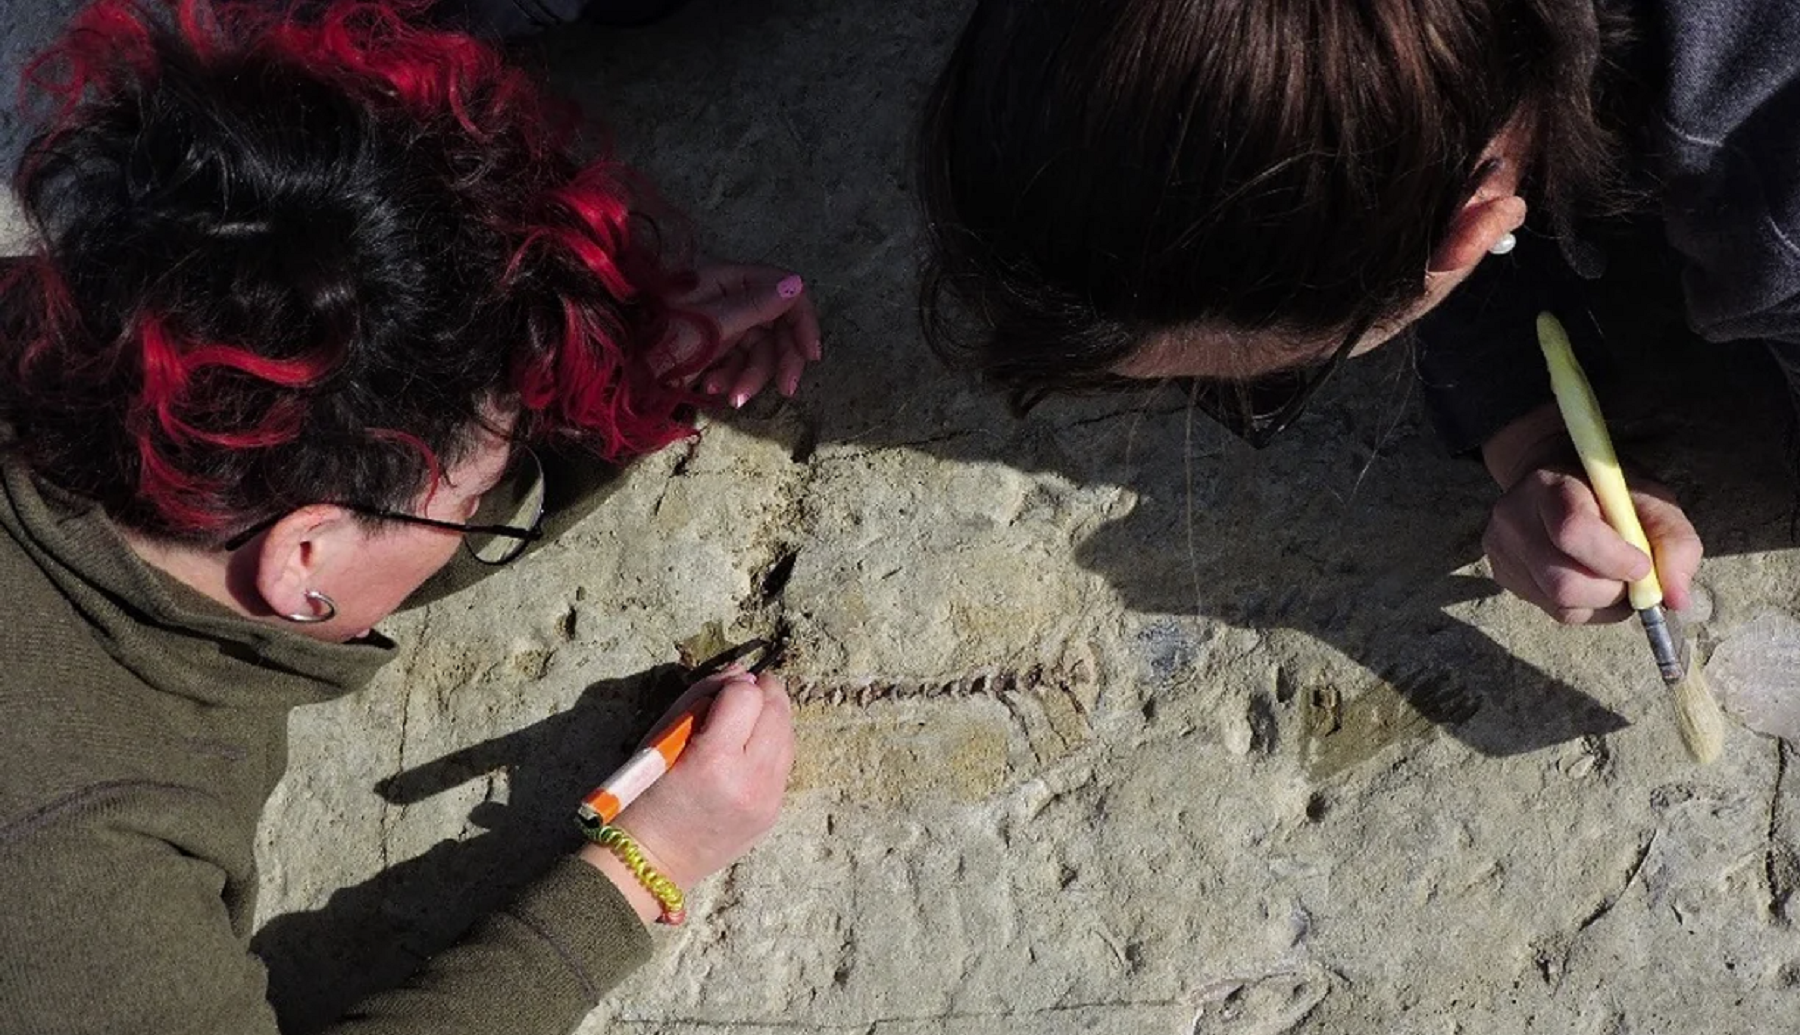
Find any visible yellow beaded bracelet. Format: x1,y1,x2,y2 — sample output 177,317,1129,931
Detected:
578,818,687,926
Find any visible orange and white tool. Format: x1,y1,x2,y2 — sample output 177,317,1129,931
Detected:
578,638,777,826
1537,311,1724,764
578,709,698,825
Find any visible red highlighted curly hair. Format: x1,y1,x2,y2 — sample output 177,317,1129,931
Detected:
1,0,697,541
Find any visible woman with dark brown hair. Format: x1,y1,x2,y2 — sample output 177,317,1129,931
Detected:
916,0,1797,626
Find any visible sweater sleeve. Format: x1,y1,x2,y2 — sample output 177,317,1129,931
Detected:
0,789,652,1035
324,857,654,1035
0,789,284,1035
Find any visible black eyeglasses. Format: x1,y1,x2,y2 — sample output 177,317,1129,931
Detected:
222,447,548,566
1188,312,1376,449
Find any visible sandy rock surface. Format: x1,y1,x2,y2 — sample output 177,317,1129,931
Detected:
255,2,1800,1033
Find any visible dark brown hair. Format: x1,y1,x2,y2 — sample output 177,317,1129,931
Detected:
917,0,1636,406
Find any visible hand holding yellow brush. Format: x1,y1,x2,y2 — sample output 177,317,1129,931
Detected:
1536,312,1724,763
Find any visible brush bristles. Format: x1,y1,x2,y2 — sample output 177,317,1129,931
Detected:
1670,664,1725,765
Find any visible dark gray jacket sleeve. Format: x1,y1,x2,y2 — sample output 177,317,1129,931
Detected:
1651,0,1800,350
1418,0,1800,453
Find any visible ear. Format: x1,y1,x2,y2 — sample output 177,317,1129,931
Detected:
1429,193,1528,275
249,504,359,620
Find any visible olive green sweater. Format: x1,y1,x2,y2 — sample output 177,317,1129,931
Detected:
0,461,651,1033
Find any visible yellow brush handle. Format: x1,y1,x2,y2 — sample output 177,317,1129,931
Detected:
1536,313,1663,611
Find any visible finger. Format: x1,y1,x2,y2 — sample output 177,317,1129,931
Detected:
646,324,698,379
1506,556,1622,619
691,676,765,754
1546,601,1635,626
773,326,809,397
675,663,747,704
1486,522,1625,619
640,665,747,745
746,676,792,749
728,332,780,407
1549,605,1597,626
1484,543,1546,611
699,270,806,343
748,678,795,781
1538,485,1653,582
776,292,823,362
666,264,738,307
648,311,727,382
1585,602,1636,625
1484,513,1569,610
701,350,748,398
1635,491,1703,610
638,699,710,753
1530,556,1631,613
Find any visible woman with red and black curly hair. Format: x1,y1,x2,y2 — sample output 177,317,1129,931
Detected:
0,1,814,1031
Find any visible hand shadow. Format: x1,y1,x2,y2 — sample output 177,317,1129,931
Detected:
253,664,691,1035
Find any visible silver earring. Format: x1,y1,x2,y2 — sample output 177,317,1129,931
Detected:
1489,232,1518,256
283,589,338,624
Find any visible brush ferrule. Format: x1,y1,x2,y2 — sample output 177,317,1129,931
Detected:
1636,604,1686,684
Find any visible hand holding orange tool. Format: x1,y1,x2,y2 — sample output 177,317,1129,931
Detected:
577,639,775,826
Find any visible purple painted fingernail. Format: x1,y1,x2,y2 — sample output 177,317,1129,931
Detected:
730,392,749,409
776,275,804,300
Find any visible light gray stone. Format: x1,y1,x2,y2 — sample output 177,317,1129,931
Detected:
1708,609,1800,743
252,1,1800,1032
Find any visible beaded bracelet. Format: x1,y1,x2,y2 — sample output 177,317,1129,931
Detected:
577,816,687,926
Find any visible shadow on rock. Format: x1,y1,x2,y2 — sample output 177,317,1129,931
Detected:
1057,373,1633,758
727,299,1788,758
400,442,632,610
537,2,1797,758
254,664,690,1035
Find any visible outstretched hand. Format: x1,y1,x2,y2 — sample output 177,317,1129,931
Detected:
651,262,823,406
